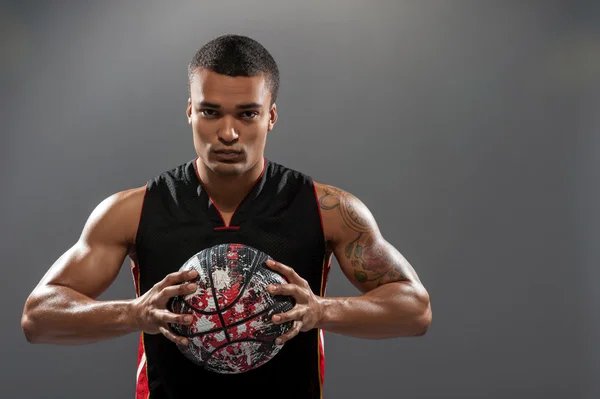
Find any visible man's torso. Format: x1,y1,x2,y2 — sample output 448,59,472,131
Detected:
130,158,332,399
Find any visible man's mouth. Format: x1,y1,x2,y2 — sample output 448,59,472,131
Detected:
213,150,243,161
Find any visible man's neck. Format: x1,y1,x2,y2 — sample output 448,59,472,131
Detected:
195,158,265,213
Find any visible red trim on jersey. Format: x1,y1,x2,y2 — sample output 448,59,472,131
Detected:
312,183,325,237
131,260,150,399
318,329,325,394
320,254,332,297
193,157,266,230
213,226,241,231
317,254,332,395
136,336,149,399
313,182,331,394
130,261,139,296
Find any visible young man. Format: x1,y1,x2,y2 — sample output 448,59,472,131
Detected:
21,34,431,399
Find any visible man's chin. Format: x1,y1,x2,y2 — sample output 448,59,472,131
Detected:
209,161,247,177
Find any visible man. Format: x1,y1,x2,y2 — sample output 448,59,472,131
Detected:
21,34,431,399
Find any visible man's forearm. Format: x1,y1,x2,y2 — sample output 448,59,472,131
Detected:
315,282,431,338
21,285,139,345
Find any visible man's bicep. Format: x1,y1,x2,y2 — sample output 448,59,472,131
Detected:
316,183,420,293
39,240,128,299
36,188,144,299
332,232,419,292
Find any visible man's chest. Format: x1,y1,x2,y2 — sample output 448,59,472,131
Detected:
136,213,326,295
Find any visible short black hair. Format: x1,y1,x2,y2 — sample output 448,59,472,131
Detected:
188,34,279,105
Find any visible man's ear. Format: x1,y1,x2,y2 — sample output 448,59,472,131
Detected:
268,103,278,132
186,98,192,124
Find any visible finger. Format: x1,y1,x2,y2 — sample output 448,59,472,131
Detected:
275,320,303,345
268,284,305,301
159,325,189,346
155,283,197,308
155,309,194,325
272,307,305,324
156,269,198,290
265,260,303,285
161,282,198,301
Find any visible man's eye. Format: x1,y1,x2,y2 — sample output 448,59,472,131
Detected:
200,109,218,117
242,111,259,119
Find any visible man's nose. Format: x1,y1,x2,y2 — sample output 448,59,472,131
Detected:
217,117,239,143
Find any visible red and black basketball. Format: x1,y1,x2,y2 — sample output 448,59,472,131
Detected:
168,243,294,374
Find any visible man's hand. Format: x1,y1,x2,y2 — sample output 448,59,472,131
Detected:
130,269,199,345
265,259,324,345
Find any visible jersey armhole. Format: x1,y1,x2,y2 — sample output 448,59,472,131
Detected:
132,182,150,257
311,181,327,250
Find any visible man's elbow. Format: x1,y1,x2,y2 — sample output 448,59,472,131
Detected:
21,312,39,343
21,296,43,344
412,289,432,336
414,307,432,336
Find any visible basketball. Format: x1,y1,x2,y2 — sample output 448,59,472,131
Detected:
168,243,295,374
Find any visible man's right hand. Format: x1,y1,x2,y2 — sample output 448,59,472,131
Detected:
131,269,199,345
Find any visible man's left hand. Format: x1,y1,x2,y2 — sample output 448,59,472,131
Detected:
265,259,324,345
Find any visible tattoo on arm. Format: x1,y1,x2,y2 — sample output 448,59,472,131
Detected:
319,186,409,287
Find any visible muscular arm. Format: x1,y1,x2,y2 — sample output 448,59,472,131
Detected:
21,187,145,345
314,183,431,338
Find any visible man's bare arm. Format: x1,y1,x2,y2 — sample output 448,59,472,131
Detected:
21,187,199,346
314,183,431,338
21,188,145,344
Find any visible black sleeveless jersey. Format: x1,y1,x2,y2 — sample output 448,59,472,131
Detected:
130,158,332,399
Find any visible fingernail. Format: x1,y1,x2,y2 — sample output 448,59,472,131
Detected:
273,315,281,322
187,283,196,290
180,338,188,345
188,270,197,277
268,285,277,292
275,338,283,345
184,316,192,323
266,260,274,266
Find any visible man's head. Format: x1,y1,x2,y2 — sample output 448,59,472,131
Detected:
186,34,279,177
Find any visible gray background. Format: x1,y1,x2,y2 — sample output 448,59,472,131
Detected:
1,1,599,398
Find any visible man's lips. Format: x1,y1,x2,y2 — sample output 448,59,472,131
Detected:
213,150,243,160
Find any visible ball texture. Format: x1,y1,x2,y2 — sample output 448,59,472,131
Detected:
168,243,294,374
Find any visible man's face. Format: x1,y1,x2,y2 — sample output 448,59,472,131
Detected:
187,68,277,177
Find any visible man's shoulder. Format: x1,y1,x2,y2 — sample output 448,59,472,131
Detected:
313,182,378,240
312,182,348,200
96,186,147,216
84,186,147,246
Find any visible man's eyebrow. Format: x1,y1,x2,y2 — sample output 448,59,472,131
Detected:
198,101,220,108
196,102,263,110
236,103,263,110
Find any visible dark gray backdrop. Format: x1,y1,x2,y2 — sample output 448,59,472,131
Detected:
1,1,598,398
